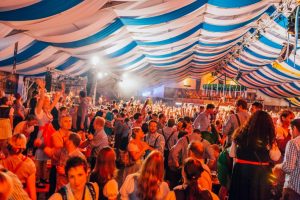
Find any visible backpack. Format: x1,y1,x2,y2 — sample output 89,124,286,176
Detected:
217,148,233,189
58,182,96,200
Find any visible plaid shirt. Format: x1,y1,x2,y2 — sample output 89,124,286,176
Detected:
145,132,165,155
282,136,300,195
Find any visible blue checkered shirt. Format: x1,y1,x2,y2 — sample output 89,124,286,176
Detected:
282,136,300,195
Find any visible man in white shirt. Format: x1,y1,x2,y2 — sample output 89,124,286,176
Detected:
193,104,215,132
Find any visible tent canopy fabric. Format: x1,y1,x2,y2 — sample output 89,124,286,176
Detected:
0,0,300,102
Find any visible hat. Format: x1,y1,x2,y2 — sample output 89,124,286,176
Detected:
9,134,27,149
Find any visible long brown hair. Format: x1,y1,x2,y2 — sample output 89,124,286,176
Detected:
183,158,212,200
137,151,164,200
92,147,116,185
233,110,275,148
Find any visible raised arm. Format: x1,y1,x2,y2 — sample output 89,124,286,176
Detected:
49,91,61,112
35,79,45,115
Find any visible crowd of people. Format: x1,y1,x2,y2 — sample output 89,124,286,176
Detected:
0,79,299,200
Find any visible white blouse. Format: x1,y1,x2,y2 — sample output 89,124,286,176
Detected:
120,173,170,200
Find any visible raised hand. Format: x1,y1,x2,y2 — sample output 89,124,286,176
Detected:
61,82,65,92
36,79,45,89
53,91,61,99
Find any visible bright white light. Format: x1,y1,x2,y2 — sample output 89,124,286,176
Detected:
175,102,182,106
91,56,100,65
97,72,104,79
104,72,108,76
119,79,136,89
122,73,128,79
142,91,151,97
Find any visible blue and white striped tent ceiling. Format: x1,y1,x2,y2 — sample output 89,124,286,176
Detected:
0,0,300,101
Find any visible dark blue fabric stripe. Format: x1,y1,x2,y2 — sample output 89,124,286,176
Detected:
0,0,82,21
246,74,273,86
0,42,48,67
208,0,260,8
52,18,123,48
244,48,276,60
146,42,198,58
267,87,287,97
120,0,207,25
259,35,282,49
108,41,137,58
122,55,145,68
290,82,300,91
137,23,202,46
268,65,300,80
277,85,298,96
285,59,300,70
274,14,288,29
241,77,262,88
259,89,277,97
201,6,276,32
238,58,261,67
198,36,241,47
194,48,230,57
256,70,279,82
152,54,192,66
56,57,80,70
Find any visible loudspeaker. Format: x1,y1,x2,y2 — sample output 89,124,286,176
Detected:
5,79,17,94
196,79,201,91
45,71,52,92
86,70,95,96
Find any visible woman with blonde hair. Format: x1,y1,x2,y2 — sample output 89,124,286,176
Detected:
120,151,170,200
90,146,118,200
0,133,36,200
33,79,62,187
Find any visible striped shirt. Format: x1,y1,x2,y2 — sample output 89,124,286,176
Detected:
0,169,30,200
282,135,300,195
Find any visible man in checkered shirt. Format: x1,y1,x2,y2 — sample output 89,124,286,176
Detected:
274,118,300,200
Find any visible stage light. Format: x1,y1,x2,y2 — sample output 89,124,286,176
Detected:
122,73,128,79
97,72,104,79
91,56,100,65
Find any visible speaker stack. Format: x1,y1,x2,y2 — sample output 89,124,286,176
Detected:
45,71,52,92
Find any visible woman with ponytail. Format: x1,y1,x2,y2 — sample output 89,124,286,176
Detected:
120,151,170,200
166,158,218,200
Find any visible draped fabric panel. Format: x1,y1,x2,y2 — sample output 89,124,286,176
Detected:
0,0,299,102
